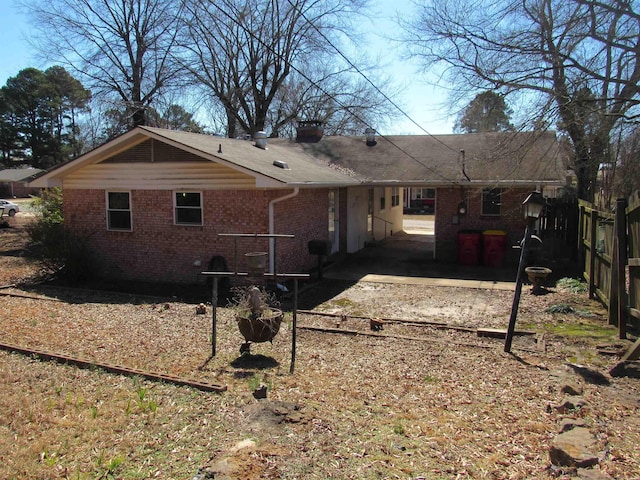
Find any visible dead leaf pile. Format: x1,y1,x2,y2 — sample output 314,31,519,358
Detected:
0,221,638,479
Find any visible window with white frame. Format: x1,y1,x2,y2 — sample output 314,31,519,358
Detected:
106,191,132,231
380,189,386,211
482,188,502,215
174,192,203,225
391,187,400,207
415,188,435,200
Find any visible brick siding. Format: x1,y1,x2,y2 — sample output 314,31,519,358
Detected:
64,188,329,284
0,182,40,198
435,187,531,265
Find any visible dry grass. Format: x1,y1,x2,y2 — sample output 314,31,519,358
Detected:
1,219,639,479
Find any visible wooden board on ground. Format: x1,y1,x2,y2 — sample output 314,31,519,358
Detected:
621,337,640,361
477,328,536,339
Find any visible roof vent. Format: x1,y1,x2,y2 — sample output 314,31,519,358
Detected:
365,127,377,147
254,131,268,149
296,120,324,143
273,160,290,170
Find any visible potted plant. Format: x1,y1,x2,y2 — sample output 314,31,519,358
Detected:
230,286,283,345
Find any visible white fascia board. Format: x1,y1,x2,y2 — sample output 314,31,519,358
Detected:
255,176,288,188
255,178,360,188
366,179,565,187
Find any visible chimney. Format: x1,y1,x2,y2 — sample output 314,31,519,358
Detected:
296,120,324,143
254,131,268,149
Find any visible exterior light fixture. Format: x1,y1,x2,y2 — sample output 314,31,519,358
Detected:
458,201,467,215
365,127,377,147
522,191,545,220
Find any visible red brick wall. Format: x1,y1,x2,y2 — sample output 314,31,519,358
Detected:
435,187,531,265
273,188,330,274
64,188,329,284
0,182,40,198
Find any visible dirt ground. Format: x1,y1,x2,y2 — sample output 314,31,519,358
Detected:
1,213,639,479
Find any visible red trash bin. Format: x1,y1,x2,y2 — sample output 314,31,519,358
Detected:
457,230,482,265
482,230,507,267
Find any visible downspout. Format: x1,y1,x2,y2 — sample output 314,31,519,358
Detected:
268,187,300,273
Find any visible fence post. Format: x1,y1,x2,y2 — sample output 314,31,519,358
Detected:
610,229,619,326
589,208,598,299
616,198,628,339
578,202,586,279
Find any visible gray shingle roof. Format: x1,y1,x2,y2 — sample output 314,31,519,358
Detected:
140,127,360,186
30,127,567,189
0,168,44,182
270,131,567,186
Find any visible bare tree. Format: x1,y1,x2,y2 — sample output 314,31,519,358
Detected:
610,124,640,201
180,0,384,138
266,66,396,138
402,0,640,201
25,0,186,128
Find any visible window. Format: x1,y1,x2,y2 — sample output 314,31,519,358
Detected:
410,188,436,213
415,188,435,200
391,187,400,207
482,188,502,215
175,192,203,225
380,189,386,211
107,191,131,231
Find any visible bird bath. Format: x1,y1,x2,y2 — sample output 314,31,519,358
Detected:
525,266,552,294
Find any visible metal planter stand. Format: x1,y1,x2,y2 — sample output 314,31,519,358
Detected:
200,233,309,373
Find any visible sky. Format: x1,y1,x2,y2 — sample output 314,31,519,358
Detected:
0,0,455,136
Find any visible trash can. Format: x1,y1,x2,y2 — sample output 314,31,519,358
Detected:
457,230,482,265
308,239,332,280
483,230,507,267
308,239,331,256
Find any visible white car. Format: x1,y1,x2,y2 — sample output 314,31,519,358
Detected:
0,199,20,216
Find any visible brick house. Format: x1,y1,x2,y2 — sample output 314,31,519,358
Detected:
271,130,569,266
29,127,382,283
30,126,567,284
0,167,43,198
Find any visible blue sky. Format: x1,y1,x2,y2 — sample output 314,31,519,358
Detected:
0,0,454,135
0,2,38,81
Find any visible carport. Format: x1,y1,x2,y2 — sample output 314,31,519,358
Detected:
325,221,517,284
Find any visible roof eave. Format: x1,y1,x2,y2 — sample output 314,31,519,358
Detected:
362,179,565,187
285,181,362,188
28,178,63,189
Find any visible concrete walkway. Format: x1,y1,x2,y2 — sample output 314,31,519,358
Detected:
323,271,516,291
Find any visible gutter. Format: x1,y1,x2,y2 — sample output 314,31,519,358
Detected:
268,187,300,273
363,180,565,187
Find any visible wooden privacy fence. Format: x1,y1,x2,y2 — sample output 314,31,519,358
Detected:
579,196,640,339
539,198,579,261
